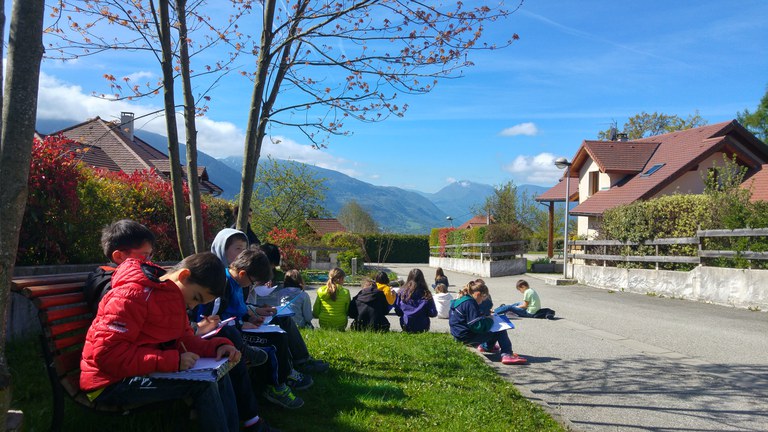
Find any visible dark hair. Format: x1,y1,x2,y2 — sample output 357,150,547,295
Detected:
435,283,448,294
170,252,226,297
283,269,304,290
361,279,375,289
435,267,445,280
374,271,390,285
229,249,273,285
457,279,488,297
516,279,529,290
259,243,281,267
100,219,155,259
399,268,432,302
224,232,248,250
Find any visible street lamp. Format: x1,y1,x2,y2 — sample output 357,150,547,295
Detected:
446,216,454,228
554,157,572,279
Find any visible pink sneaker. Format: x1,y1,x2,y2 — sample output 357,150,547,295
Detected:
477,343,501,354
501,353,528,365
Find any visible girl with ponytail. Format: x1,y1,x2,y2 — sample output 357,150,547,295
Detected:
312,268,350,330
449,279,527,365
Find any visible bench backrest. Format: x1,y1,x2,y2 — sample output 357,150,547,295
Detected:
12,273,94,404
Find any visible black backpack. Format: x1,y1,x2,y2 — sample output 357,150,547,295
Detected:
84,265,116,315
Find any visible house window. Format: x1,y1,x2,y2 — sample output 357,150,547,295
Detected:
641,163,665,177
589,171,599,196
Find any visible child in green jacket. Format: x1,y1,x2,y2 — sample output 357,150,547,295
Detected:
313,268,350,330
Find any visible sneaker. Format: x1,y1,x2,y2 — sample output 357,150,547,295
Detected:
501,353,528,365
242,345,269,367
286,369,313,390
477,343,501,354
245,418,282,432
263,385,304,409
296,358,329,374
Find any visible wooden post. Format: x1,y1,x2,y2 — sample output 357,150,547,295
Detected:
547,202,554,258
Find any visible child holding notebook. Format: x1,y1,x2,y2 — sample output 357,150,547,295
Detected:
80,253,242,431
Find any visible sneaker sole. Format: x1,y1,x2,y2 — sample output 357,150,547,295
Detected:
263,392,305,409
502,358,528,365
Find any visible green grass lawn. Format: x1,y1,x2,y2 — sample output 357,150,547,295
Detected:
8,331,564,432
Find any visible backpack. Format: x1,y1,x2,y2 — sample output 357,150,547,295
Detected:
84,265,116,315
533,308,556,320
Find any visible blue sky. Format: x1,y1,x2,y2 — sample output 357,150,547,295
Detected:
28,0,768,193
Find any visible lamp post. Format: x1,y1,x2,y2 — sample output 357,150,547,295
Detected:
446,216,454,228
554,157,572,279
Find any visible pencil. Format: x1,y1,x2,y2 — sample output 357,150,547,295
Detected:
180,342,188,353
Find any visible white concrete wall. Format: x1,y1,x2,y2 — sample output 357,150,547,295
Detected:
573,264,768,310
429,257,527,278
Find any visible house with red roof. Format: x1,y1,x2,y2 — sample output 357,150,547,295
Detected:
537,120,768,240
44,112,223,196
458,214,494,229
305,218,347,236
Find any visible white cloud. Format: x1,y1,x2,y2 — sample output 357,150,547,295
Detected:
124,71,155,83
503,152,564,185
36,71,363,176
446,177,457,183
459,181,470,187
499,122,538,137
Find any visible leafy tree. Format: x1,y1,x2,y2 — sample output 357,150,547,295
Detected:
479,181,518,225
737,86,768,142
0,0,46,423
234,1,522,231
598,111,708,140
337,200,378,234
250,157,328,235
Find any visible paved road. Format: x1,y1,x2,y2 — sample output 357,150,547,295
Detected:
304,264,768,432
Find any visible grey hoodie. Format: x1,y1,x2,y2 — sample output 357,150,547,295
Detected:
210,228,248,266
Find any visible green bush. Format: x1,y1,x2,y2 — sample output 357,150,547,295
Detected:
322,232,365,273
362,234,429,263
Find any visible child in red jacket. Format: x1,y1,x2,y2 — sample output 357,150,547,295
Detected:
80,252,242,432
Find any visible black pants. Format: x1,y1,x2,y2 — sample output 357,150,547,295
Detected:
240,329,292,386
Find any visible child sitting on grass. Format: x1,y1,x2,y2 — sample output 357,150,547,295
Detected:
394,268,437,333
349,279,390,332
449,279,527,365
433,283,454,319
276,269,314,329
313,267,350,331
80,253,242,431
374,271,396,307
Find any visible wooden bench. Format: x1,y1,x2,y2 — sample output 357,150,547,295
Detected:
11,272,182,431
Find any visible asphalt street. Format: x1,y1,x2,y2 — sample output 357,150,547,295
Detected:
304,264,768,432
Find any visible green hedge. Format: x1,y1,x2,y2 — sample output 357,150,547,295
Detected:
362,234,429,263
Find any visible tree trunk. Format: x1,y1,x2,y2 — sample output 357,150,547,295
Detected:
0,0,45,427
175,0,205,252
157,0,193,257
236,0,277,231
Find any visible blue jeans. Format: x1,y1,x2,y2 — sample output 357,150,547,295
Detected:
460,330,513,355
95,374,239,432
495,303,535,318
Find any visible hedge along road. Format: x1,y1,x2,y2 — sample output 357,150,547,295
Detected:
305,264,768,432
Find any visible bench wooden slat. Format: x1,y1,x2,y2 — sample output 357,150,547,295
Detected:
12,272,90,290
23,282,86,298
34,293,85,310
51,333,86,352
47,319,91,338
54,350,83,377
42,306,92,324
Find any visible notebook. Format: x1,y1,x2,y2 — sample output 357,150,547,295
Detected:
262,307,296,325
242,324,286,334
150,357,236,382
490,314,515,332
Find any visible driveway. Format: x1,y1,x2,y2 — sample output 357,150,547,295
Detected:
305,264,768,432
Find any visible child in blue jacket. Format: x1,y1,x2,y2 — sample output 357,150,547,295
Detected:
449,279,527,365
394,269,437,333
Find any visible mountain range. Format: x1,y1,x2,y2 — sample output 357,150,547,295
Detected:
37,119,549,234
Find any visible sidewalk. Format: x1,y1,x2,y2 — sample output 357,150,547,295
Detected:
305,264,768,432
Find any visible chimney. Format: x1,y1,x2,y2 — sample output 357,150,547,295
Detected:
121,112,135,142
617,132,629,142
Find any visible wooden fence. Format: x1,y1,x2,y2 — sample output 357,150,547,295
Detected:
571,228,768,269
429,241,527,261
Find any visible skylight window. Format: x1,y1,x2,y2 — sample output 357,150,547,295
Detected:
641,163,665,177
